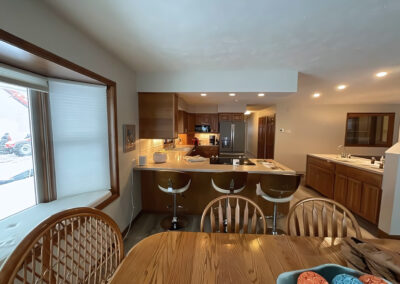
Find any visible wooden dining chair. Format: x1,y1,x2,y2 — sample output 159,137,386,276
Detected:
286,197,362,238
0,207,124,284
200,195,266,234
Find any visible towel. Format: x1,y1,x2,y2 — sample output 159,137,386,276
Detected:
341,237,400,283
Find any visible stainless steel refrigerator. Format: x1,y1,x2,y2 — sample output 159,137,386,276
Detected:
219,121,245,155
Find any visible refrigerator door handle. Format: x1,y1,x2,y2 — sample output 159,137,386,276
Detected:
231,123,235,151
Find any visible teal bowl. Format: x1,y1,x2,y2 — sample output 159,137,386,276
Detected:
276,264,391,284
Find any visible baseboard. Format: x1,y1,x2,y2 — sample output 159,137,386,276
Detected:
121,210,143,237
377,228,400,240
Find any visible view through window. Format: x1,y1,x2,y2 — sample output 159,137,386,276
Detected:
0,81,36,220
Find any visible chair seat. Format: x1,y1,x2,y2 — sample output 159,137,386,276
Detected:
158,180,191,194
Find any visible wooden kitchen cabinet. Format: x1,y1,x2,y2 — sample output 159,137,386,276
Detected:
187,113,195,133
195,113,210,125
307,155,383,225
210,114,219,132
189,146,219,158
218,113,244,122
139,93,178,139
178,110,189,134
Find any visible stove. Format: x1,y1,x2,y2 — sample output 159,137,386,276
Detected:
210,156,255,166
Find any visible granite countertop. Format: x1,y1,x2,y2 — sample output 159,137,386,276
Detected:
134,145,295,174
309,154,384,175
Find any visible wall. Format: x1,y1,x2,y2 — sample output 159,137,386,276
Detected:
246,106,276,157
137,70,298,93
0,0,138,230
274,102,400,172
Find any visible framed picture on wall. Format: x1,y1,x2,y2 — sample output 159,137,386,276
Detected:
123,124,136,152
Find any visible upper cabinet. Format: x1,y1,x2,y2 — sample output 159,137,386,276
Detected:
178,110,188,134
194,113,219,133
219,113,244,122
139,93,178,139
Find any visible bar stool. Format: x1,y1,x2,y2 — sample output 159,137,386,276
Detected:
257,173,302,235
211,171,248,232
156,170,191,230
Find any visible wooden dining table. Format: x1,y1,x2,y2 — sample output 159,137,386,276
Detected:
110,231,400,284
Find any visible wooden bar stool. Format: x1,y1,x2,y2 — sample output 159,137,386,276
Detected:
257,173,302,235
211,171,248,232
156,170,191,230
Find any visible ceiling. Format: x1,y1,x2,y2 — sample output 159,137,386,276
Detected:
43,0,400,105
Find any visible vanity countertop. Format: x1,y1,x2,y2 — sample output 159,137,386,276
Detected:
308,154,384,175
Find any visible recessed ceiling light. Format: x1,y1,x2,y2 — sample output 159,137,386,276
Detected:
258,93,265,97
244,110,251,115
229,93,236,97
200,93,207,97
337,85,347,90
376,71,388,78
312,93,321,98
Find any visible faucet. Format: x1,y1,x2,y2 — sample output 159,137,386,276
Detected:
337,145,348,158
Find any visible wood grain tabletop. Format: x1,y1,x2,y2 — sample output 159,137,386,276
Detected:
110,231,400,284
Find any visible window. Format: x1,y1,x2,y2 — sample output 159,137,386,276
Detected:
0,82,36,220
345,113,395,147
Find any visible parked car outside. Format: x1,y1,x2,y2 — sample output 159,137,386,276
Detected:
4,136,32,156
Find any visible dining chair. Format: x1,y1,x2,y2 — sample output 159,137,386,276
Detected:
200,195,266,234
286,197,362,238
0,207,124,284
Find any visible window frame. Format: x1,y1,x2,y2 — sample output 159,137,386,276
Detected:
344,112,396,148
0,29,120,209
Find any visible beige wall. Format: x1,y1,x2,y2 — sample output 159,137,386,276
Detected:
274,102,400,172
246,106,276,157
1,0,139,230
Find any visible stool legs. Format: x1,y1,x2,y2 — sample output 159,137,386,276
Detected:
266,202,285,235
160,192,188,230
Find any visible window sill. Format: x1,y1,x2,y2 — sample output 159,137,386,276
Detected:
0,190,111,268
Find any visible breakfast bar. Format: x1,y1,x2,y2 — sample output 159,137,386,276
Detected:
134,146,295,215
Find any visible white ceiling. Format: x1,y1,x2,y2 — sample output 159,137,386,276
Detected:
43,0,400,105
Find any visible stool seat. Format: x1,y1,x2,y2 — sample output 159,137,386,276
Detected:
158,181,191,194
256,183,294,203
211,171,248,195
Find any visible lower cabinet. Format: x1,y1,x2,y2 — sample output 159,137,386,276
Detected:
189,146,219,158
307,155,382,225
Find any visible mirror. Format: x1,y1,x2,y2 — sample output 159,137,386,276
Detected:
345,113,395,147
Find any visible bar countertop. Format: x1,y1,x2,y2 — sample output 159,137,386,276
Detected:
134,146,295,174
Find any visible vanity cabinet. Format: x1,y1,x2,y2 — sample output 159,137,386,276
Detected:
306,156,335,199
139,93,178,138
306,155,382,225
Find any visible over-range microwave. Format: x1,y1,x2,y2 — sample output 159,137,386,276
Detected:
195,125,211,133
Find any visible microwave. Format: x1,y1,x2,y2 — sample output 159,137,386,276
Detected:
195,125,211,133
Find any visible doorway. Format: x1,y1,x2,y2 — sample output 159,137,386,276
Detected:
257,115,275,159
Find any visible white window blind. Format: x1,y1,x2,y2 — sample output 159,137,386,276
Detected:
0,63,48,92
49,79,110,199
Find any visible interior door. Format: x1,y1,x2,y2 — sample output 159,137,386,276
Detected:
257,117,267,158
266,115,275,159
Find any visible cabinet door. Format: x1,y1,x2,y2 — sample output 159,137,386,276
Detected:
360,183,381,224
188,113,195,133
334,174,348,205
178,110,184,134
316,167,335,199
219,113,232,121
232,113,244,121
346,178,362,214
306,163,319,190
210,114,219,132
183,111,188,133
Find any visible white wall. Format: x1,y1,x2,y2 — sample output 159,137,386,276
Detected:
246,106,276,157
274,102,400,172
137,70,298,93
0,0,139,230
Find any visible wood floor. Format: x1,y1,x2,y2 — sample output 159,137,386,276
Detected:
124,185,377,254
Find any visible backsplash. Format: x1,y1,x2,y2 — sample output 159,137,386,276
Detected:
137,139,164,157
194,133,220,146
